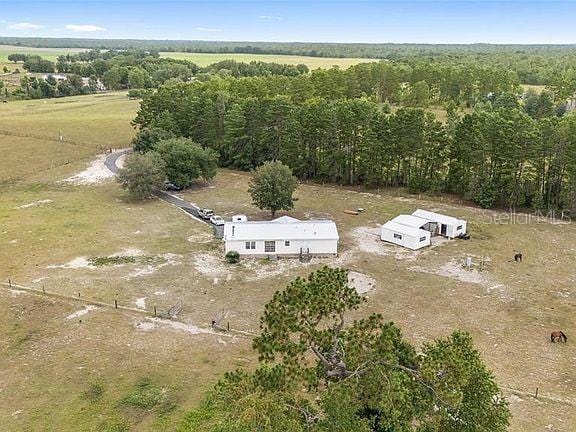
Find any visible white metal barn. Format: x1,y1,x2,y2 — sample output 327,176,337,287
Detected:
223,216,339,258
380,219,431,250
412,209,467,239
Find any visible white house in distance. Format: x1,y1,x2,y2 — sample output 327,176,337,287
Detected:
223,215,339,258
380,218,431,250
412,209,467,239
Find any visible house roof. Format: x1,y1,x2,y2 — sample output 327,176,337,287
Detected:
223,216,339,241
382,220,430,238
412,209,466,226
391,214,430,229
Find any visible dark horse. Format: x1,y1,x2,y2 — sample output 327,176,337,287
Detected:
514,253,523,262
551,331,568,343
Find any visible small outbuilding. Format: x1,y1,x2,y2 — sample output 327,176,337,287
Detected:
412,209,467,239
223,216,339,258
380,219,431,250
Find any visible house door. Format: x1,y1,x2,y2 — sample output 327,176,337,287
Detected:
440,224,447,236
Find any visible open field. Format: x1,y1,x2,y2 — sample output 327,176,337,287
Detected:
0,45,86,62
160,51,378,68
1,96,575,431
0,92,138,182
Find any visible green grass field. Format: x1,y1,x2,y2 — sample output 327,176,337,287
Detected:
1,94,575,431
160,51,378,68
0,45,86,62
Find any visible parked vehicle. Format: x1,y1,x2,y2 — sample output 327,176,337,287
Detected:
198,208,215,219
210,215,225,226
165,182,183,191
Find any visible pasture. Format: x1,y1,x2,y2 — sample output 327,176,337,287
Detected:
160,51,378,68
0,94,574,431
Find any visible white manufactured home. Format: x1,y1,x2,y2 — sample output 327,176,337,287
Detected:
223,216,339,258
412,209,467,239
380,219,431,250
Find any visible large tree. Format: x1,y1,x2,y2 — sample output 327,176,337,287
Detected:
117,151,166,199
181,267,510,432
155,138,219,188
248,160,298,218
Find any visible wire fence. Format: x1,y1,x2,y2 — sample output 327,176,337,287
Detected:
1,278,255,339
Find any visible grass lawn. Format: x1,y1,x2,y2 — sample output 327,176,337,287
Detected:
160,51,379,69
1,95,575,431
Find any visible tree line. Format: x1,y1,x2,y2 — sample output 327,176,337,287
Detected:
133,73,576,212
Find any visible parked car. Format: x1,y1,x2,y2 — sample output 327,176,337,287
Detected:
165,182,183,191
210,215,225,226
198,208,215,219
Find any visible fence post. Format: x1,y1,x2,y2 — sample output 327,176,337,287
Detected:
42,285,46,294
227,322,230,332
8,278,11,288
153,306,157,317
114,299,118,309
534,387,539,398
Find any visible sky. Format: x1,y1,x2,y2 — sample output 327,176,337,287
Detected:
1,0,576,44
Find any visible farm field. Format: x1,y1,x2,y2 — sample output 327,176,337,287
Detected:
0,95,575,431
160,51,379,68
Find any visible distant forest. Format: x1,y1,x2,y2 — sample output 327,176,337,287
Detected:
4,37,576,86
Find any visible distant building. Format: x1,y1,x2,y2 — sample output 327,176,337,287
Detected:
411,209,467,239
381,218,431,250
223,215,339,258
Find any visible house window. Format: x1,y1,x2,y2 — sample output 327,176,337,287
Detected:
394,233,402,240
245,241,256,250
420,236,427,242
456,225,463,231
284,241,290,247
264,241,276,253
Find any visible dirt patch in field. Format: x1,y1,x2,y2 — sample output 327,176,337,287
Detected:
15,199,53,209
62,154,115,185
410,259,488,285
65,305,98,320
348,271,376,294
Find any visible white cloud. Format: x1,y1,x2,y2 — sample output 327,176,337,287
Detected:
8,22,43,30
65,24,106,32
258,15,283,21
195,27,222,32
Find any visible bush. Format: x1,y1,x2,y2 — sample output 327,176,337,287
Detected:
117,151,166,200
155,138,219,188
225,251,240,264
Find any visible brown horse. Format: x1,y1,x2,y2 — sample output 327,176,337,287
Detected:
551,331,567,343
514,253,523,262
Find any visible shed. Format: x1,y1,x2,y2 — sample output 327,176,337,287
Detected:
412,209,467,239
380,220,431,250
223,216,339,258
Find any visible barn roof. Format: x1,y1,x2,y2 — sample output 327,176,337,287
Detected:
382,220,430,238
223,216,339,241
412,209,466,225
392,214,430,229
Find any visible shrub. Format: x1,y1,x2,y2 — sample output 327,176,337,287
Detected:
225,251,240,264
117,151,166,200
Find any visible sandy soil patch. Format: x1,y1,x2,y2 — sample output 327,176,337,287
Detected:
65,305,98,320
15,199,53,209
410,259,488,285
134,317,216,336
349,226,421,261
135,297,146,309
47,257,92,269
348,271,376,294
62,154,115,185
